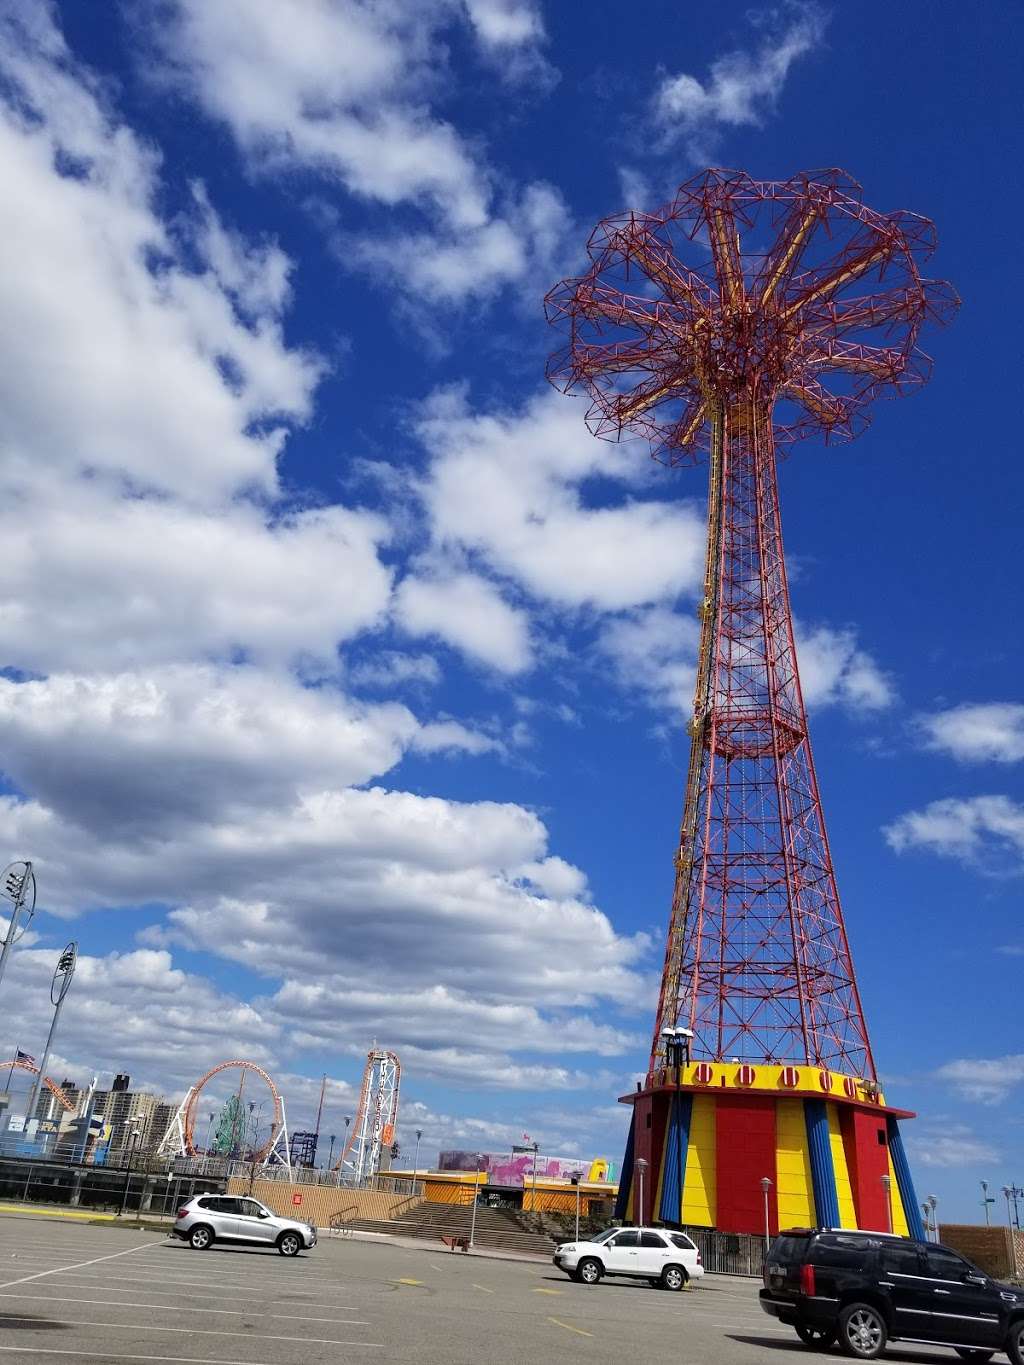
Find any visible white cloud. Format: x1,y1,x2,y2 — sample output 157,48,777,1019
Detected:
884,795,1024,875
413,718,504,757
0,666,418,832
415,387,706,610
0,468,393,672
154,0,566,301
935,1055,1024,1106
599,610,891,720
348,652,442,691
0,5,321,502
653,3,826,156
395,571,533,674
795,623,895,712
907,1122,1000,1169
919,703,1024,764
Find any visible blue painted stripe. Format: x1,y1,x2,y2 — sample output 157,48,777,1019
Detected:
659,1091,693,1225
614,1112,635,1221
887,1118,925,1241
805,1099,840,1227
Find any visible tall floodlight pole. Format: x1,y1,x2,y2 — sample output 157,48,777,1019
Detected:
0,862,36,995
547,168,956,1239
24,941,77,1127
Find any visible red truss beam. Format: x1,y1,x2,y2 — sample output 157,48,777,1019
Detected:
546,168,957,1079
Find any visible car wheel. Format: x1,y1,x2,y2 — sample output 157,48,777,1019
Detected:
277,1231,302,1257
796,1323,837,1349
1004,1322,1024,1365
838,1303,887,1360
955,1351,994,1363
577,1257,602,1285
188,1225,213,1251
660,1264,687,1291
568,1269,583,1282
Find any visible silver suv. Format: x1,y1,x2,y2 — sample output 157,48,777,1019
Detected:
174,1194,317,1256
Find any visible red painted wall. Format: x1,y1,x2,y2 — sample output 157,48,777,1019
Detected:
715,1095,778,1235
841,1107,891,1231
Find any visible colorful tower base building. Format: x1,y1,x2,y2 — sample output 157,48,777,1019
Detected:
614,1062,925,1242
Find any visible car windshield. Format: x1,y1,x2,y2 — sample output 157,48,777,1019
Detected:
588,1228,618,1243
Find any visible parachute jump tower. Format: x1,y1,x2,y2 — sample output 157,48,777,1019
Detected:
546,169,956,1238
334,1047,400,1185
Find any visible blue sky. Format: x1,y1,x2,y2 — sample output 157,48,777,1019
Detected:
0,0,1019,1221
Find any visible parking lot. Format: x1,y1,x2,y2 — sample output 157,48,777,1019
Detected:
0,1212,965,1364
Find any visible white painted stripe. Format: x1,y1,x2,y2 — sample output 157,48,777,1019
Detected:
0,1239,164,1290
0,1346,335,1364
0,1292,368,1323
23,1272,359,1306
0,1315,383,1347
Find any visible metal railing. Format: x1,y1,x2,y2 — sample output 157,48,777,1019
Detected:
687,1227,766,1278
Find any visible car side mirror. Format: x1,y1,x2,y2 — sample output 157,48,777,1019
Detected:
964,1273,986,1286
258,1210,270,1219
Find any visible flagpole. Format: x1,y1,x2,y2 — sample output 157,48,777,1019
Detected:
6,1051,17,1093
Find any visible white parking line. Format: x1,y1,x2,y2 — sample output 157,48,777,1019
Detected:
0,1292,368,1323
21,1273,360,1306
0,1239,164,1290
0,1314,383,1347
0,1347,352,1364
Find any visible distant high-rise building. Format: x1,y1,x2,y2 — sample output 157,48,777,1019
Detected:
111,1073,130,1093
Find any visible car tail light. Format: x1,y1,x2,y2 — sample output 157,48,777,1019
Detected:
176,1207,189,1219
696,1253,702,1265
800,1263,816,1296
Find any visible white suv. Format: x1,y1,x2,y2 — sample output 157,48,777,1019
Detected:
553,1226,704,1290
174,1194,317,1256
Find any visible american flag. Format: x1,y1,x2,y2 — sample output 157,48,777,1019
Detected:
15,1049,35,1064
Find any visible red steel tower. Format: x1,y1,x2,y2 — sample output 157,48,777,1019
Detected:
547,169,956,1238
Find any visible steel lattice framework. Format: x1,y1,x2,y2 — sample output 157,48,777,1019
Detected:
334,1047,401,1184
547,169,956,1080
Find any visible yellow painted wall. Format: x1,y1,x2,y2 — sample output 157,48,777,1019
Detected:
887,1150,910,1236
681,1094,716,1226
826,1104,858,1229
776,1099,815,1229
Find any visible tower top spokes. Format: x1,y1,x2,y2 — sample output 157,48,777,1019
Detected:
546,167,957,463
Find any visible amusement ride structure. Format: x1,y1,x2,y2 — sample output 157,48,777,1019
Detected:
547,169,956,1239
334,1047,400,1184
156,1059,291,1168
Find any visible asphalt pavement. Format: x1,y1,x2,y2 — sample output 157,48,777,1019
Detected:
0,1211,964,1364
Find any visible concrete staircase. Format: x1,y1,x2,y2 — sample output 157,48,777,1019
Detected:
343,1200,557,1256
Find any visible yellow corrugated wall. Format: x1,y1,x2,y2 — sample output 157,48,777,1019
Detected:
826,1104,859,1229
887,1149,910,1236
681,1094,716,1226
776,1099,815,1229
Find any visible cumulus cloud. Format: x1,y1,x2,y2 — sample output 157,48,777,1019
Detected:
414,386,706,610
795,623,895,712
153,0,567,302
918,702,1024,764
0,5,321,502
653,2,828,157
395,571,533,674
884,795,1024,876
0,470,393,673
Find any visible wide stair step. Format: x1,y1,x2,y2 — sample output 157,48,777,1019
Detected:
339,1201,556,1256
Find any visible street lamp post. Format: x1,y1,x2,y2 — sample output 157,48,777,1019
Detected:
119,1123,142,1218
327,1135,336,1170
413,1128,423,1184
981,1179,992,1226
927,1195,938,1243
24,941,78,1128
469,1158,483,1248
635,1157,648,1227
570,1172,582,1242
880,1173,893,1234
760,1177,773,1252
0,862,35,997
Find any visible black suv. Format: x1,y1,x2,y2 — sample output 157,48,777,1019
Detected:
759,1227,1023,1361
